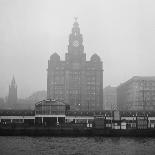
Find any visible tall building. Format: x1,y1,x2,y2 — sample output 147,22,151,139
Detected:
8,76,17,105
117,76,155,111
103,86,117,110
47,19,103,111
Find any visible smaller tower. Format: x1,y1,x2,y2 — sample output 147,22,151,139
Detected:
8,76,17,105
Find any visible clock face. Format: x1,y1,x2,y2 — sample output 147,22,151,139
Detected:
73,40,79,47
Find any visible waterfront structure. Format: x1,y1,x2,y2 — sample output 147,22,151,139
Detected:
47,19,103,111
35,99,70,125
1,105,155,130
117,76,155,111
8,76,17,105
103,86,117,110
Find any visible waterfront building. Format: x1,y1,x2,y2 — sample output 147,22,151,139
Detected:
103,86,117,110
35,99,70,126
117,76,155,111
1,106,155,130
47,19,103,111
8,76,17,105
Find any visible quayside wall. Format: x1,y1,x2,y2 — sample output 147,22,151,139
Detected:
1,127,155,137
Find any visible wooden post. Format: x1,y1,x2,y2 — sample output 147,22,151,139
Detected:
42,117,43,124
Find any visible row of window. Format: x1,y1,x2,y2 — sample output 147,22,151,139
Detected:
36,105,65,111
50,70,100,75
36,111,65,115
50,80,99,85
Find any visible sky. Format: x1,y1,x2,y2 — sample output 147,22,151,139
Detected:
0,0,155,98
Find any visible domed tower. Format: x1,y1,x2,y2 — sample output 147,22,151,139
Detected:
47,52,65,100
50,53,60,62
8,76,17,105
91,53,101,62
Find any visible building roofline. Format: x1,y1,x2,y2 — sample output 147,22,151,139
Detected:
118,76,155,87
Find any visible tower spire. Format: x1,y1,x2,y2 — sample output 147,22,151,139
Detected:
11,75,16,86
8,76,17,105
67,18,85,61
74,17,78,22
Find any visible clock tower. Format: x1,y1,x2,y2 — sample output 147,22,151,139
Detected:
66,18,86,62
47,18,103,111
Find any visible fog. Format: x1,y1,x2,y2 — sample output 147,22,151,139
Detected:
0,0,155,98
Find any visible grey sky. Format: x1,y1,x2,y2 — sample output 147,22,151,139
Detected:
0,0,155,98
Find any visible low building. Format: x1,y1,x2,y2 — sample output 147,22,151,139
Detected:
35,99,70,126
117,76,155,111
0,109,35,125
1,108,155,130
103,86,117,110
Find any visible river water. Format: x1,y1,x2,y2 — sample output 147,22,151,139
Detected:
0,136,155,155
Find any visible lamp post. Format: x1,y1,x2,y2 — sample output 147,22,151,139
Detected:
111,103,113,128
87,100,90,112
78,103,81,111
142,80,147,111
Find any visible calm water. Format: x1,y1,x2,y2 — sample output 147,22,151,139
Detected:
0,136,155,155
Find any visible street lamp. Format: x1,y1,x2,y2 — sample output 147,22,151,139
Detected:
87,100,90,111
78,103,81,111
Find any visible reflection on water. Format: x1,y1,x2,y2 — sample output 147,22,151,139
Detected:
0,136,155,155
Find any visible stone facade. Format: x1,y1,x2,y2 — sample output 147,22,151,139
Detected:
47,19,103,111
103,86,117,110
117,76,155,111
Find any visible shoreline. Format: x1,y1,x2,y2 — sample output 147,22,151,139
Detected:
1,127,155,137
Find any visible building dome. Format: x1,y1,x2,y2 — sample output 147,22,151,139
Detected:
50,53,60,61
90,53,100,62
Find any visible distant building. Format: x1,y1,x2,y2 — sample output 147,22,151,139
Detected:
0,98,4,105
47,19,103,111
117,76,155,111
26,90,47,103
103,86,117,110
8,76,17,105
